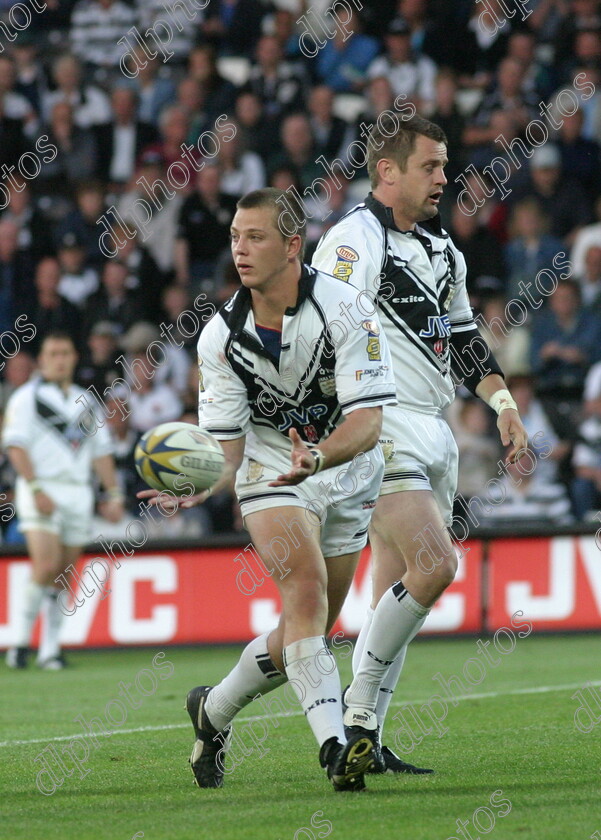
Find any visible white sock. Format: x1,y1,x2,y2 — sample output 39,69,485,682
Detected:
14,580,45,648
284,635,345,747
38,588,64,662
206,633,286,730
351,606,373,675
346,581,429,711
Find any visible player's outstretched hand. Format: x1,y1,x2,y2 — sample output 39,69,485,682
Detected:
269,428,316,486
136,487,212,510
497,408,528,463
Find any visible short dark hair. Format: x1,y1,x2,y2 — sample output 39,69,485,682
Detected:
366,114,447,187
39,331,76,351
236,187,307,259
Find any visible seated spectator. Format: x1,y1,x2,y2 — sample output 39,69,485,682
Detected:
316,9,379,92
27,258,81,351
0,351,35,412
308,85,354,161
571,359,601,519
121,46,176,127
556,109,601,203
453,0,513,87
54,180,108,270
477,294,531,378
121,320,191,398
12,34,47,119
69,0,138,81
480,457,574,527
178,77,211,144
554,0,601,71
0,55,37,137
570,194,601,278
82,259,143,338
234,90,280,162
0,95,28,175
506,28,556,99
201,0,267,58
530,279,601,434
0,219,34,322
575,244,601,311
43,54,111,128
136,0,203,66
574,64,601,142
160,284,199,351
447,397,499,502
429,68,466,185
37,101,98,196
511,144,593,245
76,320,121,394
450,203,506,297
245,35,307,121
142,105,196,175
117,151,184,274
174,163,238,292
93,87,158,187
216,120,265,198
188,44,238,124
0,180,54,262
560,25,601,81
56,232,99,308
107,222,170,321
367,16,437,113
101,396,140,514
508,373,570,485
504,198,564,300
125,350,183,434
267,113,323,190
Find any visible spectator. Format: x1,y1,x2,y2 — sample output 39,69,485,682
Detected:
477,294,531,378
160,284,199,351
121,320,191,398
43,54,111,129
448,397,499,502
267,112,323,190
450,203,506,296
201,0,267,58
93,87,158,187
480,458,574,527
69,0,138,80
0,218,34,321
575,244,601,310
102,397,140,514
571,359,601,518
125,350,183,434
234,90,280,162
107,222,170,321
429,68,466,185
453,0,513,85
506,28,556,99
530,279,601,434
367,16,437,113
178,77,210,143
512,143,592,244
245,35,307,121
136,0,203,66
27,257,81,351
76,320,121,394
307,85,354,161
56,232,99,308
504,198,564,300
121,46,176,127
188,44,238,124
556,109,601,202
117,151,183,273
570,194,601,277
143,105,196,174
0,181,54,263
82,259,143,338
53,180,108,270
0,351,36,413
216,120,265,198
12,35,47,119
0,55,37,136
316,8,379,91
174,164,237,292
37,101,98,195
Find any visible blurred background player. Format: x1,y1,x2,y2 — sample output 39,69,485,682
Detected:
3,331,124,669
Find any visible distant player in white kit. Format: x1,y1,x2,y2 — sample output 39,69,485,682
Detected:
312,114,528,772
3,331,124,670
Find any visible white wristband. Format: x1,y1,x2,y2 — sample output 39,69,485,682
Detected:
310,448,326,474
488,389,518,415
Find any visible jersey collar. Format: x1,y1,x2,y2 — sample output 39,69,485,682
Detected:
365,192,445,238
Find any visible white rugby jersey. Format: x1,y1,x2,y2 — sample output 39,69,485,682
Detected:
312,195,478,415
197,265,397,472
2,378,113,482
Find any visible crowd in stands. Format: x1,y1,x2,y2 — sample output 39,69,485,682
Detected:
1,0,601,540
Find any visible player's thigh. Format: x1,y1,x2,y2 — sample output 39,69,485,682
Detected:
24,530,63,581
60,544,84,576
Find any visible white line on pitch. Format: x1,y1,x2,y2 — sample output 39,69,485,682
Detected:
2,679,598,749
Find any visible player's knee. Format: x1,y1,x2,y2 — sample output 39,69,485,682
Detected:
432,552,457,589
284,576,328,617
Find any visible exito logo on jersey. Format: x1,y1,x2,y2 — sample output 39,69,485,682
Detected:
361,319,381,361
419,314,451,339
333,246,359,282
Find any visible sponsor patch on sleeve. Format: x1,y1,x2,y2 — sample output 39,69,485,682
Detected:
333,245,359,282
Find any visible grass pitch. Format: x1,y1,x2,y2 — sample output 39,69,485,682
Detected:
1,635,599,840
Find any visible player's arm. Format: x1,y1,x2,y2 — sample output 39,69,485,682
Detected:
475,374,528,464
5,445,55,516
92,453,125,522
311,217,385,295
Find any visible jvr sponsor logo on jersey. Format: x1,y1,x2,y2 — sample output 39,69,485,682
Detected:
419,314,451,339
361,319,381,361
332,245,359,282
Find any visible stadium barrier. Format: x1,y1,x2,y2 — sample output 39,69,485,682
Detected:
1,524,600,648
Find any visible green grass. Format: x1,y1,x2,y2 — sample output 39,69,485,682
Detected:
1,635,600,840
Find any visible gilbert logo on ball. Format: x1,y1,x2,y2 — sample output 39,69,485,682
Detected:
135,422,225,494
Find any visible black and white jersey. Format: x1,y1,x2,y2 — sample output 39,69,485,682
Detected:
197,265,397,472
312,194,477,415
2,378,113,482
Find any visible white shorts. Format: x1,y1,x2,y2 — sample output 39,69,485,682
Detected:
379,406,458,526
235,447,385,558
15,478,93,546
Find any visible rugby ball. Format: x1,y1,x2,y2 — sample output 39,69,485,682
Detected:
134,422,225,494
